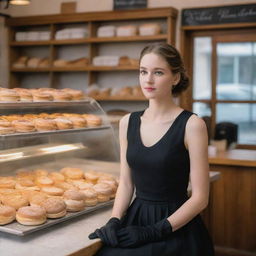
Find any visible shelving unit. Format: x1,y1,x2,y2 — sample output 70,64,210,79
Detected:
6,7,177,102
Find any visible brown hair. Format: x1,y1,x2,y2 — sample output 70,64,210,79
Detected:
139,43,189,96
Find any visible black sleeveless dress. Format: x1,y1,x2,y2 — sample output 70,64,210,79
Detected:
95,110,215,256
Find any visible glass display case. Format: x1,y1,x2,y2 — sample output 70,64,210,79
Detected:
0,97,119,235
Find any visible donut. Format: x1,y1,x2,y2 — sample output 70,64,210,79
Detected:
93,183,112,202
54,181,77,191
28,191,48,207
12,119,36,133
84,170,99,184
54,117,73,130
34,118,57,131
0,177,16,189
41,198,67,218
40,186,64,196
63,190,85,212
52,91,72,101
82,114,102,127
33,169,49,177
60,167,84,180
16,206,47,225
66,116,87,128
0,89,20,102
2,193,29,210
61,88,85,100
0,205,16,225
49,172,65,182
32,91,53,102
35,176,54,187
81,188,98,206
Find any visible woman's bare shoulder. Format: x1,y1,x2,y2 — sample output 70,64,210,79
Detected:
119,113,131,130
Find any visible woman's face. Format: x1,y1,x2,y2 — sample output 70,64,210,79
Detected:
139,53,179,100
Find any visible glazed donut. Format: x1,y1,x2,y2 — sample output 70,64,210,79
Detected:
63,190,85,212
41,198,67,218
34,118,57,131
2,193,29,210
16,205,47,225
60,167,84,180
81,188,98,206
93,183,112,202
0,89,20,102
40,186,64,196
97,178,118,199
71,180,94,190
54,117,73,130
0,205,16,225
12,119,36,133
83,114,102,127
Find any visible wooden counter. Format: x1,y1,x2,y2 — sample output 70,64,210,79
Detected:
0,160,220,256
206,149,256,256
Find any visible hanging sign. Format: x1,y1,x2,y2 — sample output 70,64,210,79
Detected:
182,4,256,26
114,0,147,10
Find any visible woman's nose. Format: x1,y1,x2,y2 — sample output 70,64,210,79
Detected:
146,73,154,83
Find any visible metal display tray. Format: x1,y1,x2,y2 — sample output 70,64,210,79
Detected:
0,200,114,236
0,125,111,138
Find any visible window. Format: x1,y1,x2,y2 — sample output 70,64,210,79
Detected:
192,35,256,146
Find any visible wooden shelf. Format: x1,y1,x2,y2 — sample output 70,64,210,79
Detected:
11,65,139,72
7,7,177,91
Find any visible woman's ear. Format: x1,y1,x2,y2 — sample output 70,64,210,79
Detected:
173,73,180,86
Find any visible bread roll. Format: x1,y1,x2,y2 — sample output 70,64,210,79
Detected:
16,206,47,225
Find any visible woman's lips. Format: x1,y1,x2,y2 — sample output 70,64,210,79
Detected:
144,87,156,92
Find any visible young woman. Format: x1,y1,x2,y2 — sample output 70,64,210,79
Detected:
89,43,215,255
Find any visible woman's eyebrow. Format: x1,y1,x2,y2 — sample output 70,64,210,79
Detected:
140,66,166,71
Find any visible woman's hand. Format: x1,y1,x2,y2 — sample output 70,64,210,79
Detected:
88,217,121,247
117,219,172,247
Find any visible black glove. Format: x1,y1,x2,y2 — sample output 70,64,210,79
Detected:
88,217,121,247
117,219,172,248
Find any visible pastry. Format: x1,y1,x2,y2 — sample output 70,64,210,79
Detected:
32,91,53,102
139,23,161,36
68,57,89,67
35,176,54,187
84,170,99,184
81,188,98,206
51,91,72,101
53,59,69,67
12,56,28,68
40,186,64,196
63,190,86,212
0,177,16,189
60,167,84,180
54,181,77,191
54,117,73,130
34,118,57,131
33,169,49,177
15,178,39,191
13,88,33,102
12,119,36,133
28,191,48,207
49,172,65,182
0,119,15,135
82,114,102,127
0,89,20,102
38,58,50,68
61,88,85,100
41,198,67,218
0,205,16,225
2,193,29,210
93,183,112,202
16,205,47,225
116,25,137,37
66,116,87,128
27,57,41,68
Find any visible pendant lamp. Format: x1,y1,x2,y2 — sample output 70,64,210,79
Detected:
10,0,30,5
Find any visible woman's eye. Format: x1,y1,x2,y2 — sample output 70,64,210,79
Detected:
140,70,147,75
155,71,164,76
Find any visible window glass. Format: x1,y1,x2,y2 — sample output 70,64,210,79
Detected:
216,103,256,145
193,37,212,100
217,42,256,100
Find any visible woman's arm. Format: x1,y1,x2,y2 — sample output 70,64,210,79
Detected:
167,115,210,231
111,114,134,219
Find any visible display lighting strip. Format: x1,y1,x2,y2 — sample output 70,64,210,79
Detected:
0,143,86,162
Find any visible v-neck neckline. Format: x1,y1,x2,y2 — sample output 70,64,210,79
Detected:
138,109,185,149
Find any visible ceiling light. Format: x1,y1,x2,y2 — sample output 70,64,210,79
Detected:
10,0,30,5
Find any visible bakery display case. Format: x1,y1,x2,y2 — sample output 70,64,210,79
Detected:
0,96,119,235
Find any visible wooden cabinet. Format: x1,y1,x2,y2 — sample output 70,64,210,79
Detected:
6,7,177,101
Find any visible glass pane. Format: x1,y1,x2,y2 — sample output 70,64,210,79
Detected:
216,103,256,145
193,37,212,100
217,42,256,100
193,102,211,117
